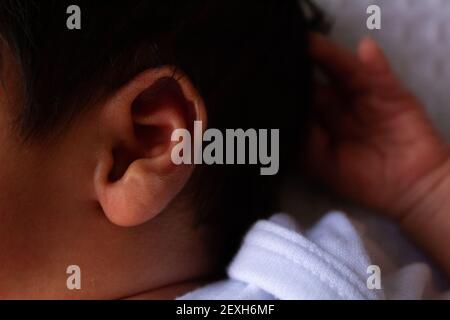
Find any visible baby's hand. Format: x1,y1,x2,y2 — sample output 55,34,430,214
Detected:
306,33,450,222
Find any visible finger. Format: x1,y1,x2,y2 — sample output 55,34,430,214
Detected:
309,33,368,92
314,84,344,110
310,33,360,77
358,37,391,75
357,37,406,99
304,122,345,188
313,84,347,129
313,84,367,138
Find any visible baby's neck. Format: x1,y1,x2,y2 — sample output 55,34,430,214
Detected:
0,204,219,299
125,279,215,300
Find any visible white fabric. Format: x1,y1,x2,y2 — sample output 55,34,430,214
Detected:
179,212,450,300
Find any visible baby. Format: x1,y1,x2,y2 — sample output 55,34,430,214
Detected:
0,0,448,299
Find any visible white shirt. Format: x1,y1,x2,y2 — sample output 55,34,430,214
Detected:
179,212,450,300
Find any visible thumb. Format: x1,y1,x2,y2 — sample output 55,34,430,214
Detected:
357,37,406,99
358,37,391,75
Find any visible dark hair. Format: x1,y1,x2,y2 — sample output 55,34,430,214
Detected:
0,0,324,263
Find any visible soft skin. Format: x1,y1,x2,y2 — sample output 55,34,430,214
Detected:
0,46,218,299
307,34,450,276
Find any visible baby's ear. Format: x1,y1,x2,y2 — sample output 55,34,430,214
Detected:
94,66,207,227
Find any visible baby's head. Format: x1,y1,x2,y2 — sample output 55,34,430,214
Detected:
0,0,319,298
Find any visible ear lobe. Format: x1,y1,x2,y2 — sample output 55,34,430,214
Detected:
95,67,206,227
